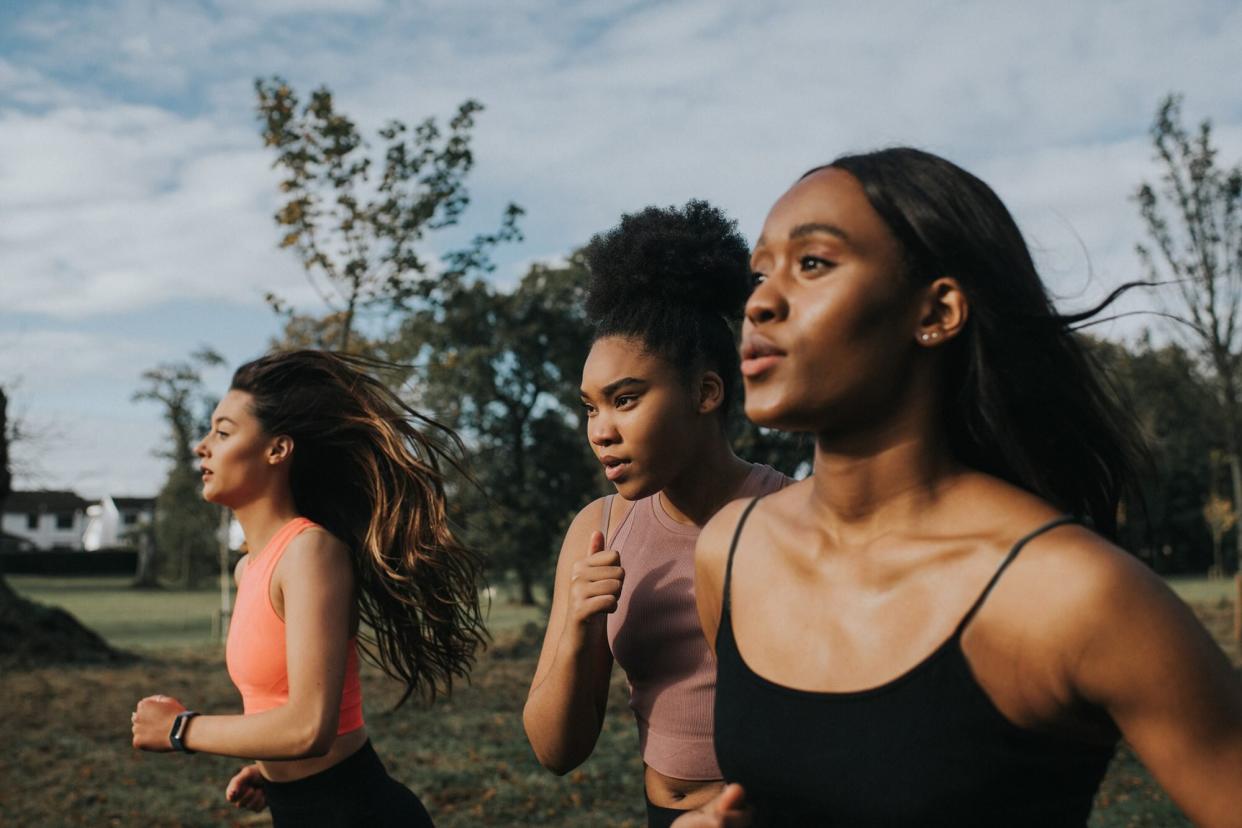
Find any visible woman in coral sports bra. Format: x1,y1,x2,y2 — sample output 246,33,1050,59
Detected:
129,351,485,827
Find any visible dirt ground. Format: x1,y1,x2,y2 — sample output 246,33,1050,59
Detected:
1,604,1238,827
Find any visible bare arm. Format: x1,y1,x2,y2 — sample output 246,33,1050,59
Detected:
1068,546,1242,827
523,498,623,774
133,530,354,760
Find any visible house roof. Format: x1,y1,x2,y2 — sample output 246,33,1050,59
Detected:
112,496,156,511
2,490,92,513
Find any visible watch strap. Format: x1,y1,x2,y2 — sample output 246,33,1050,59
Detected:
169,710,199,753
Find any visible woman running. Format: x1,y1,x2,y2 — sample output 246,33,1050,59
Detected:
130,350,486,827
523,201,791,827
682,148,1242,827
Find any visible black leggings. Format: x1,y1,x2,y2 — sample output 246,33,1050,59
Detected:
263,740,434,827
646,797,688,828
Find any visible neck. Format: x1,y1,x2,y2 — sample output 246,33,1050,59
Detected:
808,406,961,547
660,426,754,527
232,486,300,556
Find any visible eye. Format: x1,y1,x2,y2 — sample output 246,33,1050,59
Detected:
800,255,836,272
581,402,596,417
615,394,637,409
751,271,767,287
216,430,230,438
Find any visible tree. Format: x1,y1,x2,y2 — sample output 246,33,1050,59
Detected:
256,77,522,352
396,256,600,604
0,386,124,665
1135,93,1242,575
1089,334,1223,572
133,349,224,588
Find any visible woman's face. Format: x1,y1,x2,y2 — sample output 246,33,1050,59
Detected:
194,389,283,507
742,168,923,434
580,336,705,500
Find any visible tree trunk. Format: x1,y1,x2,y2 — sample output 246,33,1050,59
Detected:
132,528,159,588
517,565,536,606
1230,451,1242,575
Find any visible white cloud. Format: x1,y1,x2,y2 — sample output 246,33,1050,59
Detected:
4,0,1242,492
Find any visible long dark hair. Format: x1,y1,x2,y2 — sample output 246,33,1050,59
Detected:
230,350,486,704
583,199,753,418
809,148,1147,537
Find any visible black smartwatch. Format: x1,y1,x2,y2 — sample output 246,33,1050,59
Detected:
169,711,199,754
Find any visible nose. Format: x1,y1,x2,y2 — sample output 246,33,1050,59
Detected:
588,409,619,448
194,434,209,458
745,273,787,327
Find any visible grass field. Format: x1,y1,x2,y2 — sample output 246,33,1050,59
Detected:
1,575,1238,827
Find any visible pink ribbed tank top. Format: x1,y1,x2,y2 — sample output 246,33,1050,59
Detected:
605,464,789,780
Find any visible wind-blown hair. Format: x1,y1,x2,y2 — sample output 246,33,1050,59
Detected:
808,148,1147,537
583,200,753,417
230,350,486,704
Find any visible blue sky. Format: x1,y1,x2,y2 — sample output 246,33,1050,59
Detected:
2,0,1241,497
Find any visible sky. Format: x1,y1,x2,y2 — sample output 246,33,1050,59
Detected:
1,0,1241,498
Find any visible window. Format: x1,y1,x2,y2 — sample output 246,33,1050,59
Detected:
56,512,74,530
123,512,139,526
27,513,38,530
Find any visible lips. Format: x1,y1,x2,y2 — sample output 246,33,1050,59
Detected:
599,455,631,482
740,333,786,377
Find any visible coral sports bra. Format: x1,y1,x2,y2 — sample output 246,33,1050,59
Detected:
226,517,364,735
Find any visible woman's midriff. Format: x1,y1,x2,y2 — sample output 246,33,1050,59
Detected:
258,726,370,783
645,765,724,810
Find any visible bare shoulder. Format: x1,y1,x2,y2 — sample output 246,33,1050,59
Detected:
278,526,353,580
560,495,632,554
996,516,1189,670
698,486,794,575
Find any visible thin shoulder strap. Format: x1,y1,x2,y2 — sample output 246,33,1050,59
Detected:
599,494,615,546
955,515,1078,635
722,496,764,617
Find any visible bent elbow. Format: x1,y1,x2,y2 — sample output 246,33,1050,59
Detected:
295,720,336,758
522,706,577,776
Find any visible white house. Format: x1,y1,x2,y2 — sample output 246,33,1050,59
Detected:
82,495,157,550
1,490,92,551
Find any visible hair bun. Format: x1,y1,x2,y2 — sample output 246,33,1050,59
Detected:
583,199,752,322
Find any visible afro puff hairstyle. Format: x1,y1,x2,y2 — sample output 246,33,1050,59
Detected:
583,200,753,418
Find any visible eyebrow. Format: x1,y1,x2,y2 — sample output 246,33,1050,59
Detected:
213,416,238,426
753,222,851,254
790,222,852,243
580,377,647,399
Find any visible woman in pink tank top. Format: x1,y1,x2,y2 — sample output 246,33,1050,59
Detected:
129,351,486,827
523,201,793,827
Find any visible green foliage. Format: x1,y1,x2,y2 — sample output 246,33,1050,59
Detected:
256,77,523,352
395,255,602,603
1090,335,1222,571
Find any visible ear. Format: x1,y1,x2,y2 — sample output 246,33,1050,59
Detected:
697,370,726,415
266,435,294,466
914,277,969,347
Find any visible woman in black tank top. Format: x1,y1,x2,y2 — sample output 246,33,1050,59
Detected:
676,149,1242,827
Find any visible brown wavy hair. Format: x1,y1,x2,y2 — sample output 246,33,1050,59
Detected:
230,350,486,704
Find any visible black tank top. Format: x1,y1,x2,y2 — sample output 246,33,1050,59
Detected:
713,498,1118,827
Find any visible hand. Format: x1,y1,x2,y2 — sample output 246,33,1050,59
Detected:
130,694,186,752
671,784,753,828
225,764,268,812
566,531,624,629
